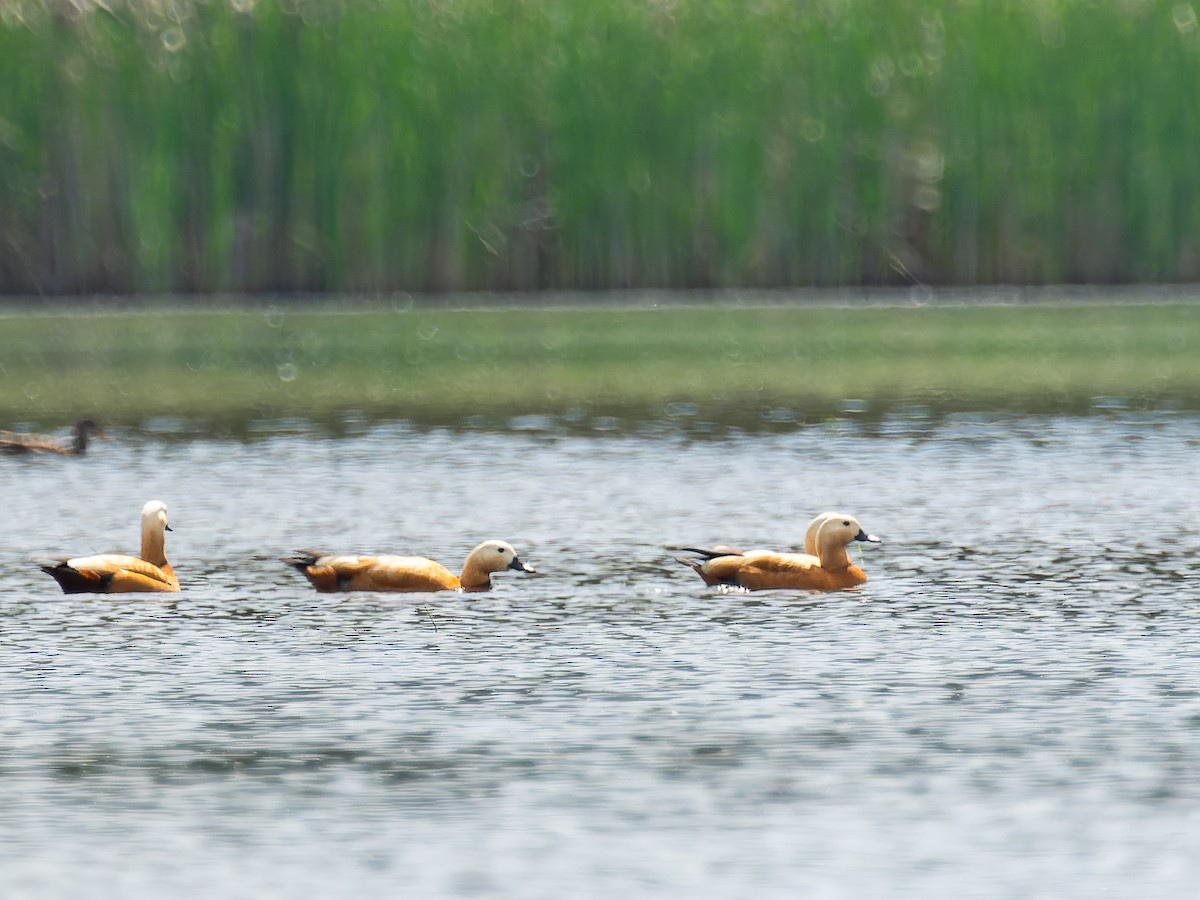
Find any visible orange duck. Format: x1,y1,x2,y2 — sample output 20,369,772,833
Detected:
282,540,536,593
39,500,179,593
676,513,880,592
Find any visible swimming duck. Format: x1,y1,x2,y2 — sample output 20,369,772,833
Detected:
38,500,179,593
676,513,880,592
0,419,104,455
281,540,536,593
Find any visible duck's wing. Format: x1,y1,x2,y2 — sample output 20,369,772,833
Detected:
724,550,817,585
677,549,823,590
282,552,459,592
738,551,869,591
39,554,179,593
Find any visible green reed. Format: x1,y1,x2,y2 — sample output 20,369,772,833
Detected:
0,300,1197,428
1,1,1199,294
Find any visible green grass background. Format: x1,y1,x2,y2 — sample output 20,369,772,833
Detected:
2,0,1199,294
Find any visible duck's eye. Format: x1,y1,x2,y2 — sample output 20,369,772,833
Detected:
842,520,851,526
497,548,505,554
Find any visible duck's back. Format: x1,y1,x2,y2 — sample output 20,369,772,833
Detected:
42,553,179,593
292,553,460,592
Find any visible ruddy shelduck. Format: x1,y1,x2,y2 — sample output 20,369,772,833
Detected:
281,540,536,593
676,513,881,592
38,500,179,593
1,418,104,456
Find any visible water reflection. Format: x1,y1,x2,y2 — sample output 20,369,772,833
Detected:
48,397,1193,445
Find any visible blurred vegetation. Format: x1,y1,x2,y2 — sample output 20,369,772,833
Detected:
0,300,1197,429
1,0,1199,295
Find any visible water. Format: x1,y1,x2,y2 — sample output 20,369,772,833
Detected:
3,413,1200,899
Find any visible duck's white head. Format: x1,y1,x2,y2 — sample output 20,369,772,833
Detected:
468,540,536,574
815,513,880,547
141,500,171,533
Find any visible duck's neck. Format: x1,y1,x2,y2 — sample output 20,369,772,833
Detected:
817,541,853,570
141,524,168,567
458,557,493,593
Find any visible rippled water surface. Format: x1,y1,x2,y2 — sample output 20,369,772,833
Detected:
3,414,1200,899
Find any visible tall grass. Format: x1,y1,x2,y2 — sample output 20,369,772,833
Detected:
1,0,1199,294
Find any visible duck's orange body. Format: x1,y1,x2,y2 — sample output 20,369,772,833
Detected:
39,500,179,594
41,554,179,593
285,554,465,592
677,513,880,592
687,550,870,591
282,540,535,593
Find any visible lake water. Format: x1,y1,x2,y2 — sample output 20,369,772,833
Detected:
2,412,1199,899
